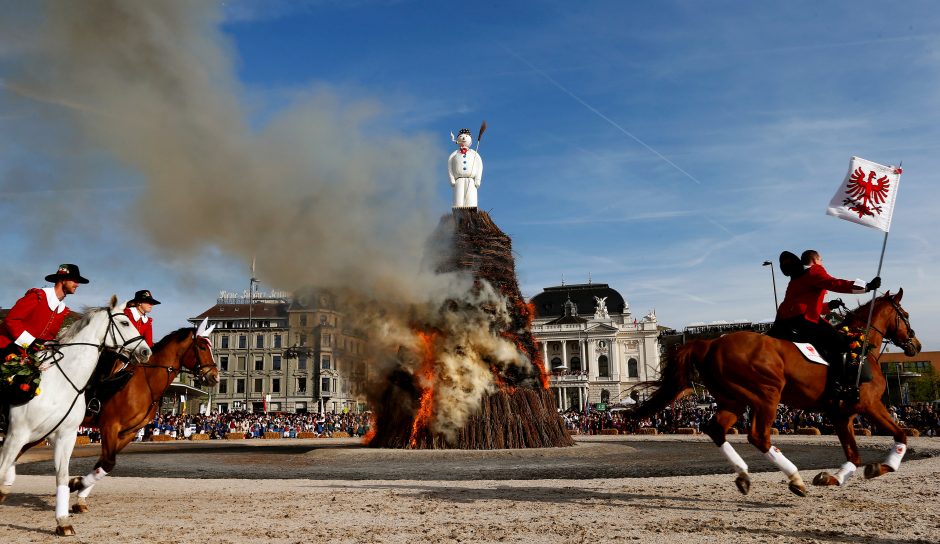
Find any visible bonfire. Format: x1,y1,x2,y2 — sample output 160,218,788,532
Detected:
367,209,573,449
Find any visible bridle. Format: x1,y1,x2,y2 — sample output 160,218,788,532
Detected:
861,296,918,356
44,310,148,392
134,331,217,386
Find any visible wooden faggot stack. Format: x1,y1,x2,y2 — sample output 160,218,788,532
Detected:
368,209,573,449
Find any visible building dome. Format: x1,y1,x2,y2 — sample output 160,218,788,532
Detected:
529,283,627,318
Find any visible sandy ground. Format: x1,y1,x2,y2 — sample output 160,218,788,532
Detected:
1,435,939,543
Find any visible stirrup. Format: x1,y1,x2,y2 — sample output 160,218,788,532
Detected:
87,398,101,415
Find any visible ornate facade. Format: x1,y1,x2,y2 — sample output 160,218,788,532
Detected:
188,289,367,414
529,283,661,410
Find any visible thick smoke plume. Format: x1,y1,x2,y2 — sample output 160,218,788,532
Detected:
0,1,532,436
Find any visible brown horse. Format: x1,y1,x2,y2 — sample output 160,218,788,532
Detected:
67,321,218,512
632,289,921,496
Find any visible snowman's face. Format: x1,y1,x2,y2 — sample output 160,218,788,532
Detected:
456,133,472,148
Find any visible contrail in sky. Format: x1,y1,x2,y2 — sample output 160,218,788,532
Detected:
500,44,703,185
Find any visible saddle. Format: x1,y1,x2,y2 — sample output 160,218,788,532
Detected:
84,351,135,416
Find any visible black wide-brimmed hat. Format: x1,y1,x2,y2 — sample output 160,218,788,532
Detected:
131,289,161,305
44,263,90,284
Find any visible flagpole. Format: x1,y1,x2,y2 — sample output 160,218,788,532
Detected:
854,157,900,387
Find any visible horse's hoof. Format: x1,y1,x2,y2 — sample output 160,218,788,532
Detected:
55,525,75,537
788,482,808,497
67,477,83,493
71,503,88,514
734,474,750,495
0,493,7,504
864,463,888,479
812,472,839,486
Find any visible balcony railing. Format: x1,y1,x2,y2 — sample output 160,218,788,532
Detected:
549,370,589,382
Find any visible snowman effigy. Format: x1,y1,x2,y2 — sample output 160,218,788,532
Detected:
448,127,484,208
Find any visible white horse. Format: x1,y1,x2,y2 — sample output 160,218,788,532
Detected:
0,296,150,536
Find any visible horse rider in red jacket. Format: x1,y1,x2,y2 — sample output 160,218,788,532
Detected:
0,264,89,354
771,250,880,401
0,264,89,429
124,290,160,348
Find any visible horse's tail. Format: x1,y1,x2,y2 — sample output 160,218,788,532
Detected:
630,339,710,420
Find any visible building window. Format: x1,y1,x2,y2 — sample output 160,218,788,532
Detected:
255,358,264,371
298,356,307,370
273,355,282,371
238,335,247,349
295,401,307,413
628,358,639,378
320,315,328,325
550,357,562,369
321,377,330,393
236,379,245,394
300,334,307,346
601,389,610,404
254,378,263,392
219,356,229,372
321,356,331,370
298,378,307,393
598,355,610,378
218,380,228,394
256,334,264,349
272,378,280,393
570,356,582,372
300,314,307,326
274,334,282,348
237,356,246,371
220,335,229,349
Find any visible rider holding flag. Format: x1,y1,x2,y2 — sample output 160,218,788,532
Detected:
771,250,879,401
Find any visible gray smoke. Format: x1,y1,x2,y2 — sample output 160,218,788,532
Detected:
0,0,440,300
0,1,533,437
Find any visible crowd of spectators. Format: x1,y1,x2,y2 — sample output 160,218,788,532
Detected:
98,411,373,441
73,398,939,443
561,395,940,437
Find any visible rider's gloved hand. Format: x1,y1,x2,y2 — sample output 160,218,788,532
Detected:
865,277,882,292
827,299,846,310
28,339,45,351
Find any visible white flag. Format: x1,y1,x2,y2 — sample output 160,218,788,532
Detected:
826,156,902,232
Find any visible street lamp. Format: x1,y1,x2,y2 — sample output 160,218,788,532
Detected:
246,275,259,410
762,260,778,312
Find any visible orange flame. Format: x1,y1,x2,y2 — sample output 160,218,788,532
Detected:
408,330,438,448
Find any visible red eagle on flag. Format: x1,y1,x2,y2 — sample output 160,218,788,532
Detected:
842,167,890,218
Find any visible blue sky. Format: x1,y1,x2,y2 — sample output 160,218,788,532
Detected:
1,1,938,351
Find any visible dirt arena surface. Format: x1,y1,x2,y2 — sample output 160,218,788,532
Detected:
2,435,939,543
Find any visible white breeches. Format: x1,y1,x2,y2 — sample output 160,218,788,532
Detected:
452,178,479,208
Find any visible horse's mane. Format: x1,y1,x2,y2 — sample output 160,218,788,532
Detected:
57,306,107,342
845,291,893,319
152,327,197,352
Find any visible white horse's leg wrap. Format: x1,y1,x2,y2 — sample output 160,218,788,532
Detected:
77,484,95,499
80,467,107,490
885,442,907,471
2,465,14,487
719,442,748,474
763,445,799,477
55,484,70,519
834,461,856,485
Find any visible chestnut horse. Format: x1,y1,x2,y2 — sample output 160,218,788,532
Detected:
632,290,920,496
67,319,218,513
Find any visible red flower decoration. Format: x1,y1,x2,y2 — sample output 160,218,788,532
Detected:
19,383,30,391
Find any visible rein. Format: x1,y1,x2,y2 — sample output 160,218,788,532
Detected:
846,296,918,362
30,309,148,446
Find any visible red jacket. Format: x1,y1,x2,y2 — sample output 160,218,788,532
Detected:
777,264,863,323
0,288,71,350
124,307,154,347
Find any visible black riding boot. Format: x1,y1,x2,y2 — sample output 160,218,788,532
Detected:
838,353,860,403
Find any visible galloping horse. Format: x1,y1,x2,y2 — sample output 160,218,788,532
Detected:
68,319,218,513
0,296,151,536
632,289,920,496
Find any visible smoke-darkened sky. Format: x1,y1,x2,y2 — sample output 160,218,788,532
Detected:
1,1,939,351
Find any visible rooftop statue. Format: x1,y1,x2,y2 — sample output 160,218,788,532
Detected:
448,127,483,208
